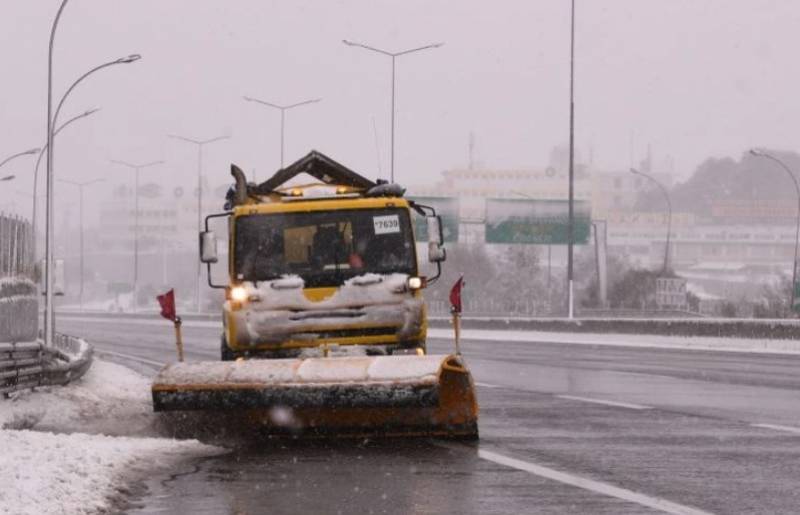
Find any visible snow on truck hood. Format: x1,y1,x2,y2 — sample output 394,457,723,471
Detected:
229,273,413,312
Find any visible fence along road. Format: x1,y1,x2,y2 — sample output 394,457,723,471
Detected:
0,213,94,394
0,213,34,278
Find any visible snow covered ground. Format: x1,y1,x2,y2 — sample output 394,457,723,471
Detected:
0,359,223,515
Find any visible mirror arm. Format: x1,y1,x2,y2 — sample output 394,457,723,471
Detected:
410,201,436,217
426,259,443,285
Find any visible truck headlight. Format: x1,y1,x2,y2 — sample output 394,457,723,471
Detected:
407,277,424,290
230,286,248,302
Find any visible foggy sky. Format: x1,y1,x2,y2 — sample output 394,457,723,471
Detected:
2,0,800,221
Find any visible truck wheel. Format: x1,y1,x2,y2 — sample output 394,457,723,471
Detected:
221,335,236,361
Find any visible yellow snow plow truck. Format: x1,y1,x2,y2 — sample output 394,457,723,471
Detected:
151,151,478,439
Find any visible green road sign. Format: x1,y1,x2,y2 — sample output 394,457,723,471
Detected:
409,196,459,243
484,198,591,244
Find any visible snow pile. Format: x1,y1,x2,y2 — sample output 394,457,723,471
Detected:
0,430,219,515
0,359,153,435
0,358,224,515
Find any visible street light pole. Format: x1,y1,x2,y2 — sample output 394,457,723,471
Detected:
566,0,576,319
167,134,229,312
630,168,672,275
44,0,140,345
749,148,800,311
111,160,163,313
32,108,100,261
45,0,72,346
242,97,321,168
57,178,104,312
46,56,139,345
1,175,15,183
342,39,443,183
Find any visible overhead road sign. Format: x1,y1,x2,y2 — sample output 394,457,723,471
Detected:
484,198,590,244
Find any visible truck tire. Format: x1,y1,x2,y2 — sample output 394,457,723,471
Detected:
221,335,236,361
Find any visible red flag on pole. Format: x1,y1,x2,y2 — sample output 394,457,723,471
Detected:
449,276,464,314
157,289,177,322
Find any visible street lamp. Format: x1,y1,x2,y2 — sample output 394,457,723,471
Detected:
630,167,672,275
343,39,443,183
44,0,141,345
1,175,15,182
58,178,104,312
32,108,100,260
749,148,800,311
242,96,321,168
167,134,229,313
111,160,164,313
566,0,577,319
44,56,139,341
0,148,40,170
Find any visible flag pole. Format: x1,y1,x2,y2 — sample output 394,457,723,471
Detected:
452,308,461,355
157,288,183,362
449,275,464,356
173,316,184,362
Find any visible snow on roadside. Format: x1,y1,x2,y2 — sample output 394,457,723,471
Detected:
0,430,220,515
427,328,800,355
1,359,154,435
0,359,225,515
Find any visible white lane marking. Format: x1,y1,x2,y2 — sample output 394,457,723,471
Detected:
476,448,712,515
751,423,800,435
475,382,500,388
95,349,165,368
556,394,652,410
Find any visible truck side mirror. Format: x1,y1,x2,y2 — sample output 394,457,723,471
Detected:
199,231,218,263
427,216,446,263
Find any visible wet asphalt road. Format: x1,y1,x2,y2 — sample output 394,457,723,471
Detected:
57,316,800,514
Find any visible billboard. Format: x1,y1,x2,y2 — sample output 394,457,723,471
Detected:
408,196,459,243
484,198,590,244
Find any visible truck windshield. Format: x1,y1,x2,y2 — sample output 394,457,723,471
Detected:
234,207,417,287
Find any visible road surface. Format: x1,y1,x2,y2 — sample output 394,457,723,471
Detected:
57,315,800,514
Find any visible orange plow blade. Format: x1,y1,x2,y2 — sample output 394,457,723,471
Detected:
151,354,478,439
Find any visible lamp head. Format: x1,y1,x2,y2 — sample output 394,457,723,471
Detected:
118,54,142,64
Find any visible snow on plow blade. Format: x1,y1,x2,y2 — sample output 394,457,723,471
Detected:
151,354,478,439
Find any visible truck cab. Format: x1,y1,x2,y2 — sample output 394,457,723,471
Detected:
200,151,446,360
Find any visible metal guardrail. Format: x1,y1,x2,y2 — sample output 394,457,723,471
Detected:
0,334,93,396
